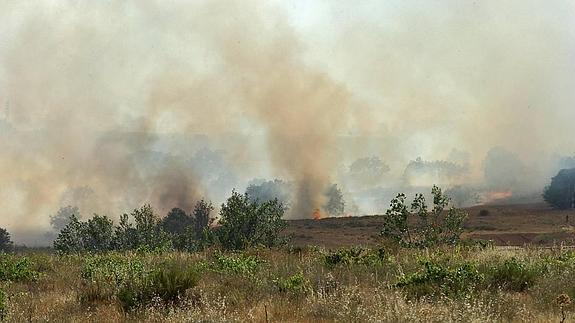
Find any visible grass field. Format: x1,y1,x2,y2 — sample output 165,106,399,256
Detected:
1,244,575,322
1,202,575,322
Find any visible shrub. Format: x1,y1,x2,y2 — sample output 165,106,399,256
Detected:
79,254,200,311
0,255,39,282
381,185,467,247
396,260,483,299
479,209,490,217
274,272,311,296
218,191,287,250
211,251,263,278
0,228,13,253
323,247,387,268
117,263,200,312
486,257,541,292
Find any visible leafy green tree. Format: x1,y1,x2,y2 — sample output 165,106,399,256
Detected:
381,185,467,247
0,228,13,252
544,168,575,209
83,215,115,251
53,214,86,253
218,191,287,250
130,205,172,251
53,214,114,253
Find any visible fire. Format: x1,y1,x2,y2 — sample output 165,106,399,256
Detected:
313,208,322,220
485,190,513,201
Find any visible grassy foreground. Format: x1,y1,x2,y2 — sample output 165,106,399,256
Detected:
1,245,575,322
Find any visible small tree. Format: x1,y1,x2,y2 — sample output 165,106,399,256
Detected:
83,215,115,252
324,184,345,216
381,185,467,247
218,191,287,250
0,228,13,252
53,214,86,253
193,199,214,239
130,205,172,251
544,168,575,209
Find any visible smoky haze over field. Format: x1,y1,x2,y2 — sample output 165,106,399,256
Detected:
0,1,574,244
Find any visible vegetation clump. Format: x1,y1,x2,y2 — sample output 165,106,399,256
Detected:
381,185,467,247
218,191,287,250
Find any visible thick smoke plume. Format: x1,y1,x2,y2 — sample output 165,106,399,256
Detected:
1,1,575,244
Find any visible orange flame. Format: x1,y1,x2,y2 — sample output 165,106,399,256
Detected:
485,190,513,201
313,208,322,220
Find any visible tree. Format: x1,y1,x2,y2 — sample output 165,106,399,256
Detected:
161,208,194,235
245,179,292,206
218,191,287,250
381,185,468,247
53,214,115,253
53,214,86,253
129,205,172,251
323,184,345,216
50,205,80,232
0,228,13,252
193,199,214,239
347,156,390,188
544,168,575,209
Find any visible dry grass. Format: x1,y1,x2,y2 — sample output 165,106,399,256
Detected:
0,245,574,322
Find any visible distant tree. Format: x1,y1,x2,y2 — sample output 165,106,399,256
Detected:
161,208,194,235
50,206,80,232
381,185,468,247
323,184,345,216
544,168,575,209
0,228,13,252
245,179,292,206
218,191,287,250
347,156,390,188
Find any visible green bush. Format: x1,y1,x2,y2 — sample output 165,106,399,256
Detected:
274,272,311,295
0,255,39,282
79,254,200,311
218,191,287,250
485,257,541,292
323,247,387,268
117,263,200,312
211,251,263,278
396,260,483,299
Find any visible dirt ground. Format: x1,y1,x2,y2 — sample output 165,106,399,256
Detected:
284,203,575,248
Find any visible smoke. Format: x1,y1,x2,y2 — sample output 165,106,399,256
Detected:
1,1,575,243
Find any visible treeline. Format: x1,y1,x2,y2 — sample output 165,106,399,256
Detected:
53,191,287,254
